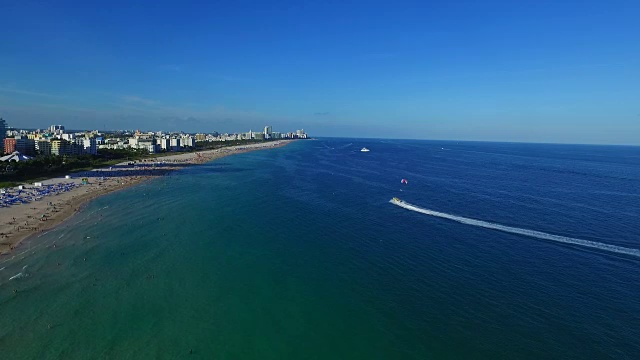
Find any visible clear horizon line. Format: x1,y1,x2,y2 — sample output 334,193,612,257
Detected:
312,136,640,147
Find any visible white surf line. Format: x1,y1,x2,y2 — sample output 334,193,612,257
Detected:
0,229,66,267
390,199,640,258
8,265,29,281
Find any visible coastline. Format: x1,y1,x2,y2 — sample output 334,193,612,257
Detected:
0,140,294,256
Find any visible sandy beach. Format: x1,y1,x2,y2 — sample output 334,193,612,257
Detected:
0,140,292,255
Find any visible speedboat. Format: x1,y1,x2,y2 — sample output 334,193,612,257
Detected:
360,147,370,152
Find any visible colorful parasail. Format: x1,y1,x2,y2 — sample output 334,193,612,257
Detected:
401,178,408,184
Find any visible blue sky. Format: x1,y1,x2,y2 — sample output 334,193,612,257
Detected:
1,0,639,144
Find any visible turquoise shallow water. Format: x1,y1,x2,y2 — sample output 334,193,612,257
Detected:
1,139,639,359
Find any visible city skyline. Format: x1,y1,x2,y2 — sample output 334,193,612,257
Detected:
1,1,639,144
1,120,306,156
0,119,306,137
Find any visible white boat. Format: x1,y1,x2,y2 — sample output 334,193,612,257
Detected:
360,147,370,152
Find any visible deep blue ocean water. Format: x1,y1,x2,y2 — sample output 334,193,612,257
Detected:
1,138,639,359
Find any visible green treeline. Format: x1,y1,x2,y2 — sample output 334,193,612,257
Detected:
0,139,274,187
0,148,148,186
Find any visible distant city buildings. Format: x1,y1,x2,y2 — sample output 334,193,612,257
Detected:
3,136,35,156
1,118,308,160
0,118,6,154
1,121,99,156
49,124,64,134
37,139,51,155
209,127,307,142
83,137,97,155
51,139,69,156
4,138,16,154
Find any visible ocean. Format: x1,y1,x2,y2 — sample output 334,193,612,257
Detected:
1,139,639,359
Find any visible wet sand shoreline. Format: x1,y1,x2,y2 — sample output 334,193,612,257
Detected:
0,140,293,256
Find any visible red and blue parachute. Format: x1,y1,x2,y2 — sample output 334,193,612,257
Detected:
401,178,408,184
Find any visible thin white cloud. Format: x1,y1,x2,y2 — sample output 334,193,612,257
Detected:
1,91,298,134
122,95,157,106
0,86,65,98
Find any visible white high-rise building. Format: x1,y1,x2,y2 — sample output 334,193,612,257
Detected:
263,125,272,139
181,135,196,147
83,137,97,155
49,125,65,134
295,129,307,139
170,138,181,151
156,137,170,150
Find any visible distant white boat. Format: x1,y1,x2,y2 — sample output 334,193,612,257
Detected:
360,147,370,152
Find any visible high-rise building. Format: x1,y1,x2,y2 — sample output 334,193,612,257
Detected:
83,137,97,155
180,135,195,148
71,138,84,155
4,137,16,154
156,137,170,150
263,125,272,139
0,118,6,154
51,139,71,155
295,129,308,139
25,138,36,156
49,125,65,134
37,140,52,155
13,136,35,155
170,138,181,151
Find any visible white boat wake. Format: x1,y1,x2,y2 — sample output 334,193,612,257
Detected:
390,198,640,258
